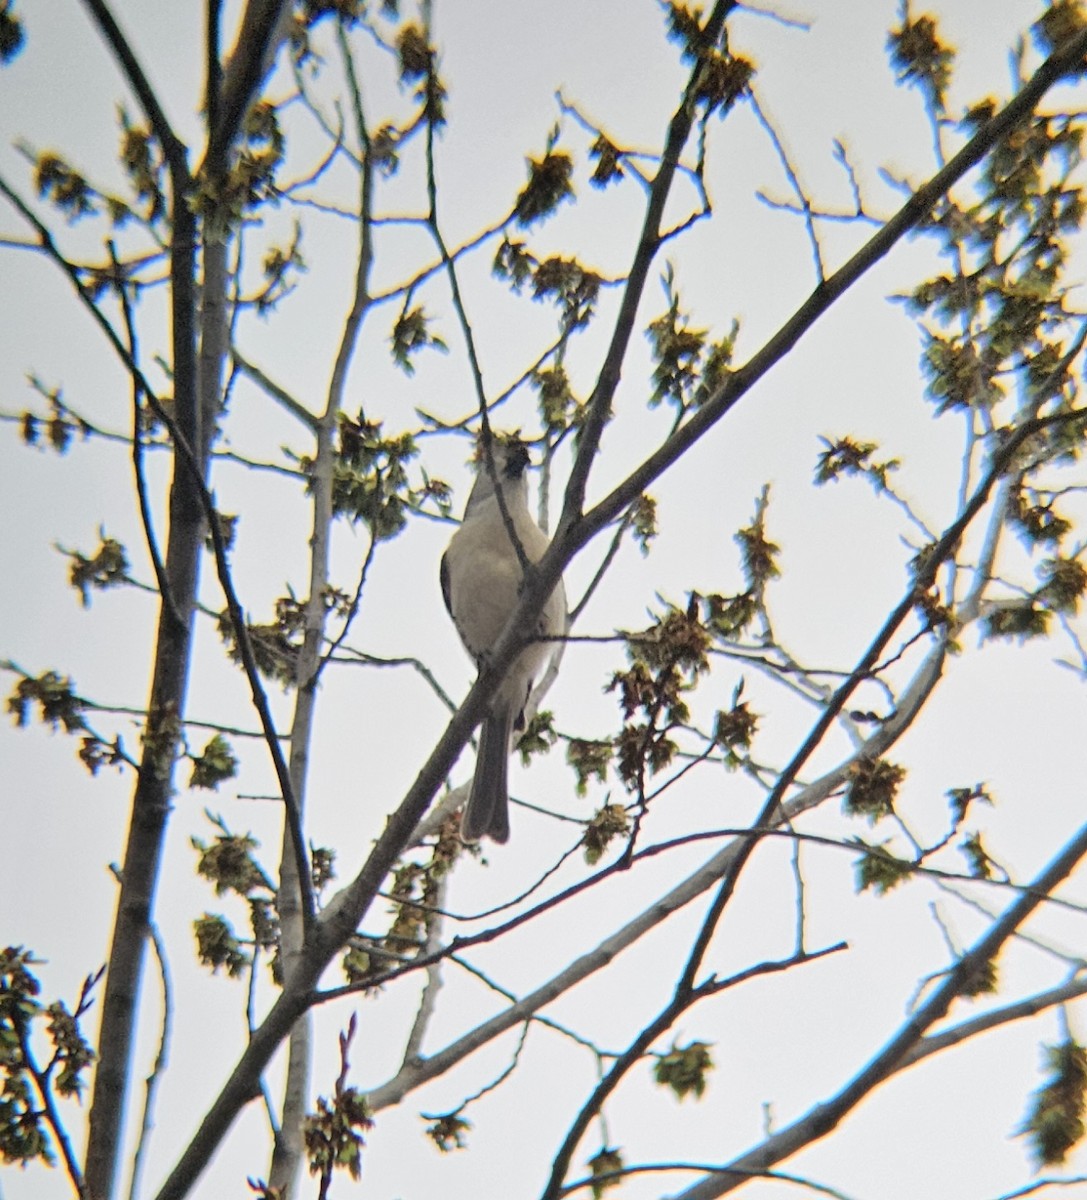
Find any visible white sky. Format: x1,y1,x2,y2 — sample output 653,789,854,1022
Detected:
3,2,1087,1199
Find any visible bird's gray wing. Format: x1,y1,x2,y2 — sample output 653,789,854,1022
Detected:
439,550,452,618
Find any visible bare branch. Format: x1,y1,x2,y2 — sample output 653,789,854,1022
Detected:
78,0,190,180
904,974,1087,1068
541,945,848,1199
747,85,825,281
127,920,173,1200
109,238,182,628
232,346,319,430
400,874,448,1067
564,26,1087,548
561,0,740,528
671,822,1087,1199
992,1176,1087,1200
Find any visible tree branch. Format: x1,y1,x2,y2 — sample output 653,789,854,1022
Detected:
672,822,1087,1199
78,0,190,180
204,0,291,176
148,25,1087,1199
267,17,377,1194
541,945,848,1199
232,346,319,430
902,973,1087,1069
561,0,740,529
566,24,1087,551
127,920,173,1200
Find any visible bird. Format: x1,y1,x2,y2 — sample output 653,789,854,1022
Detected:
440,436,567,843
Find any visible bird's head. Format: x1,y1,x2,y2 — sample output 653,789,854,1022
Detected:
464,433,532,513
476,434,531,481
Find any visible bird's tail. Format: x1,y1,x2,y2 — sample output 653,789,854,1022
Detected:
462,708,513,843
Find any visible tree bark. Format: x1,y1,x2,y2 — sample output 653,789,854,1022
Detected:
85,199,203,1200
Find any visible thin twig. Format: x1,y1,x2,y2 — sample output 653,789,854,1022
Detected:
748,86,824,280
400,873,448,1067
127,921,173,1200
109,239,182,627
541,946,847,1199
232,346,319,430
670,823,1087,1200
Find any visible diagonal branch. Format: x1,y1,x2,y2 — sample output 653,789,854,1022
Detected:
18,1035,87,1198
78,0,190,180
149,26,1087,1199
567,23,1087,550
232,346,319,430
561,0,739,529
652,403,1085,1071
204,0,291,176
540,944,848,1199
902,973,1087,1069
672,821,1087,1200
362,383,1082,1110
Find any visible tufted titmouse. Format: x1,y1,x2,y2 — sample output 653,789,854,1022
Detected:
440,437,567,843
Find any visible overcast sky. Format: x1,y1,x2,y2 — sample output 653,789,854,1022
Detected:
3,3,1087,1199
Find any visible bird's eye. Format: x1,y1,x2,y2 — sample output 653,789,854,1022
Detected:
504,441,531,477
